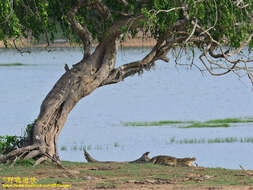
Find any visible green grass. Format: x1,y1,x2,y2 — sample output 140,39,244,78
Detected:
168,137,253,144
1,161,253,187
206,118,253,124
0,159,35,176
123,120,188,126
180,123,230,128
207,137,238,143
123,117,253,128
95,181,116,189
0,63,26,66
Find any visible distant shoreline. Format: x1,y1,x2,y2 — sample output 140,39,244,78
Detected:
0,38,156,49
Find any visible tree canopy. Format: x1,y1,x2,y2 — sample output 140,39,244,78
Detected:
1,0,253,82
1,0,253,44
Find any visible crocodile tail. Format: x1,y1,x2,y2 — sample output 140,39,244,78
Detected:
84,150,100,163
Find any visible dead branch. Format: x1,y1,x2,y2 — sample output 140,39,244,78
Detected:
152,7,187,16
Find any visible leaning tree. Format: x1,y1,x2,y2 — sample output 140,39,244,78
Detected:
0,0,253,165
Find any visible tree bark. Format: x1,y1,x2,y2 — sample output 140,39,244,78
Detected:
30,39,118,161
0,7,146,164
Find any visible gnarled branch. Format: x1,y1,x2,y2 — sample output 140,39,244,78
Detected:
93,0,112,21
67,1,92,59
100,36,187,86
116,0,128,6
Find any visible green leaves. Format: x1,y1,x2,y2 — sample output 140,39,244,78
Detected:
0,135,22,155
0,119,37,155
0,0,252,48
24,119,36,139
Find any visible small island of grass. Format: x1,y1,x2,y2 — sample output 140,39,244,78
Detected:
0,63,27,67
123,117,253,128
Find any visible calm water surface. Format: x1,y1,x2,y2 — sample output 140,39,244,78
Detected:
0,48,252,169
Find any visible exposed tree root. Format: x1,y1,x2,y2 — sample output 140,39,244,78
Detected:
0,145,61,167
10,156,18,168
34,156,48,166
0,145,39,163
24,150,41,160
0,145,77,178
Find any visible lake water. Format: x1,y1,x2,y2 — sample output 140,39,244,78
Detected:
0,48,253,169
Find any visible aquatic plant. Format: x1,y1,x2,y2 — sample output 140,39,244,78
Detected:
60,143,124,152
168,137,253,144
60,146,67,151
180,123,230,128
0,63,25,66
114,142,119,148
123,120,189,126
123,117,253,128
206,118,253,124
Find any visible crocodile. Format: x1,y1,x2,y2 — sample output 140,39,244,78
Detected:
150,155,196,167
84,150,150,164
84,151,196,167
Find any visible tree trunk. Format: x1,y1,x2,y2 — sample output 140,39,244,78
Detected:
30,40,117,161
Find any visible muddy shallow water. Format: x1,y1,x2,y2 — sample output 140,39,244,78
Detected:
0,48,252,169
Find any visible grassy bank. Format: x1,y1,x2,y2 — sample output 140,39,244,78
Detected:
0,160,253,190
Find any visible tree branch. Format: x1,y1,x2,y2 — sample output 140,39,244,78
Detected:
66,1,92,58
100,36,187,87
93,0,112,21
198,41,253,80
116,0,128,6
13,39,31,54
208,43,229,58
227,34,253,57
199,52,238,76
